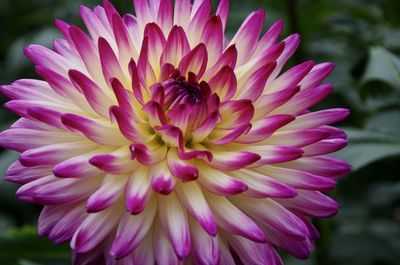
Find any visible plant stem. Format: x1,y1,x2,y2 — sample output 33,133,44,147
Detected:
285,0,304,64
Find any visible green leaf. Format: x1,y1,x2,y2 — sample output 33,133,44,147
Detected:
0,226,70,265
361,46,400,92
335,111,400,170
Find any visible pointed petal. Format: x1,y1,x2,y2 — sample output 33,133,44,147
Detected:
158,192,191,259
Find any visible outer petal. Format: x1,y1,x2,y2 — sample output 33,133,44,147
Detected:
149,160,176,195
190,218,221,265
125,166,151,214
71,205,122,253
158,192,191,259
197,162,248,195
111,196,156,258
86,174,128,213
175,181,218,236
228,9,265,65
205,191,265,242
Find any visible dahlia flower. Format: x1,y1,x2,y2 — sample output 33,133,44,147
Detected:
0,0,350,264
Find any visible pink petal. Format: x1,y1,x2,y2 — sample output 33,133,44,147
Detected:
276,190,340,218
71,206,122,253
186,0,212,45
256,165,336,191
229,9,265,65
144,23,166,72
154,224,180,265
236,115,295,144
0,128,80,152
178,43,208,78
209,125,251,145
109,106,150,143
224,234,281,265
190,219,221,265
161,26,190,67
5,160,51,184
191,111,221,143
167,148,198,181
216,0,229,31
201,15,224,66
149,161,176,195
20,141,96,167
208,66,237,101
125,166,150,214
247,145,303,167
236,62,276,101
302,138,348,157
158,192,191,259
89,146,137,174
111,197,156,258
300,62,335,90
157,0,173,34
198,163,248,195
229,169,297,198
268,61,315,93
98,37,129,88
282,108,350,130
61,113,127,146
86,174,128,213
278,156,351,179
68,69,113,117
253,86,299,120
203,45,237,81
261,128,330,147
130,140,167,166
218,99,254,130
52,148,107,179
175,182,218,236
173,0,191,29
208,149,260,171
205,191,265,242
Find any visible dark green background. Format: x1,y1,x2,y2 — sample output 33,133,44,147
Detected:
0,0,399,264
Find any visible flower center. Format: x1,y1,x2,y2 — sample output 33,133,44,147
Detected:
163,71,209,110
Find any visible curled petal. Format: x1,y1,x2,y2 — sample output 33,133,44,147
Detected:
208,66,237,101
167,148,198,181
218,99,254,130
89,146,137,174
178,43,208,78
125,166,150,215
149,161,176,195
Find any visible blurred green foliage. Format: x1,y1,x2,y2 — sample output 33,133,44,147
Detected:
0,0,399,264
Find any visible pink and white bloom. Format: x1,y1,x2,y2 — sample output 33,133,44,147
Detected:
0,0,350,264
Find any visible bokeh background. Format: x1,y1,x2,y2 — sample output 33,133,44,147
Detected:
0,0,399,264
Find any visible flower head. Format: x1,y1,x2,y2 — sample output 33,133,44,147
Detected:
0,0,350,264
